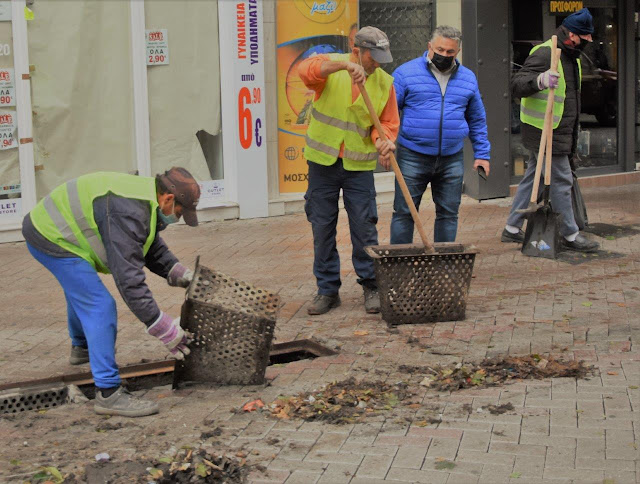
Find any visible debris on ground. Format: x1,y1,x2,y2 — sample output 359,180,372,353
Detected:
94,452,110,462
242,399,265,412
401,355,591,392
148,448,250,483
480,403,515,415
269,377,416,424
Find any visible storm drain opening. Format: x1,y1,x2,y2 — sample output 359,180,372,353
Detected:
0,384,68,415
0,340,338,410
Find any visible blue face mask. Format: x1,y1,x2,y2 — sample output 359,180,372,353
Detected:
159,199,179,225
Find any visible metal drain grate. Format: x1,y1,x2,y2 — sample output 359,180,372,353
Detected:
0,384,68,415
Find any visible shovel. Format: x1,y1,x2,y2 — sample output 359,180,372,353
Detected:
356,82,434,254
521,40,562,259
516,35,559,216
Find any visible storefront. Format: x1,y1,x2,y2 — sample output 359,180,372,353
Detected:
0,0,235,242
462,0,638,200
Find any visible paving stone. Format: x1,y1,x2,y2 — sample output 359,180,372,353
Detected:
339,443,398,456
426,437,461,460
284,470,322,484
422,457,482,476
385,468,449,483
512,454,545,478
543,467,605,482
305,451,364,465
544,445,576,469
488,442,546,456
392,445,428,469
355,454,393,479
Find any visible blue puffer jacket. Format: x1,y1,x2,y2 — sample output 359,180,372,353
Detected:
393,52,491,160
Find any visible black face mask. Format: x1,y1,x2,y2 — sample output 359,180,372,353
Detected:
431,52,455,71
568,37,588,57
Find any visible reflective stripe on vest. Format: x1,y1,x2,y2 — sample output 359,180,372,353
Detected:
310,107,371,138
304,134,379,161
519,39,581,130
67,179,108,265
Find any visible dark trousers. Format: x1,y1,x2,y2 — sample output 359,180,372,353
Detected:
390,145,465,244
304,159,378,295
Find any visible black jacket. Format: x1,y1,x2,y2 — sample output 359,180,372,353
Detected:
511,27,581,156
23,194,178,326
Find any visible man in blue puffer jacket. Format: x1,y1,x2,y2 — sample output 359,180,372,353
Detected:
390,25,490,244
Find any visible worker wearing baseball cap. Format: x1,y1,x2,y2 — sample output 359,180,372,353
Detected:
22,167,201,417
298,26,399,316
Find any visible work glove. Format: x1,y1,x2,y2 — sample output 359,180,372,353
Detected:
537,70,559,90
167,263,194,288
147,312,192,360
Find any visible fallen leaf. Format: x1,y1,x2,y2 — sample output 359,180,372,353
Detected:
419,377,433,387
582,302,593,307
148,468,163,479
242,399,265,412
203,458,222,471
607,371,618,376
414,420,428,427
353,330,369,336
157,457,172,464
9,459,20,466
195,463,209,478
629,385,638,390
510,471,522,478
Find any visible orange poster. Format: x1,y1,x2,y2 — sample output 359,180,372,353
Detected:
277,0,358,193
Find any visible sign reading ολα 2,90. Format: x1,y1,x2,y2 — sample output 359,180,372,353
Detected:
146,29,169,65
0,109,17,150
0,68,15,107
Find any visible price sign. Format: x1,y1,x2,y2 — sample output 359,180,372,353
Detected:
219,0,268,218
0,68,15,106
0,109,17,150
145,29,169,66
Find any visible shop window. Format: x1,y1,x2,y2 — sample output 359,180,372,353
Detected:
510,0,619,178
145,1,222,193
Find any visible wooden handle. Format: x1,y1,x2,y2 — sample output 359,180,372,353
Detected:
357,82,434,253
529,35,559,203
544,45,561,186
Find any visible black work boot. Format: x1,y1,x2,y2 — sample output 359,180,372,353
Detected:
501,228,524,243
562,234,599,253
363,287,381,314
69,346,89,365
307,294,340,315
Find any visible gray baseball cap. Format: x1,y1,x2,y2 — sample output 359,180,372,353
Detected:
354,26,393,64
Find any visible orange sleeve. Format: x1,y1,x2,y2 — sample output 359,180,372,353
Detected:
371,85,400,143
297,54,331,101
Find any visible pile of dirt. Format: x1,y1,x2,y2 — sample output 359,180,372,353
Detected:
269,377,416,424
147,448,250,483
409,355,592,392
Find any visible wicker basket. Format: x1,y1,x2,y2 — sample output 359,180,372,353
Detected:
173,259,280,386
365,243,476,326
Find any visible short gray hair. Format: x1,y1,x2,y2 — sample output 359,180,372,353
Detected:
431,25,462,46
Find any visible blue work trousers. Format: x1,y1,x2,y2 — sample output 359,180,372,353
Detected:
27,243,120,389
304,159,379,295
390,145,465,244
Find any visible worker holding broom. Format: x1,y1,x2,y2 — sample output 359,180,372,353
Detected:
502,8,599,253
298,26,399,316
22,168,199,417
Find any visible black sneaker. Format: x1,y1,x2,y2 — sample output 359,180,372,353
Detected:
307,294,341,315
562,234,599,253
501,228,524,243
363,287,381,314
69,346,89,365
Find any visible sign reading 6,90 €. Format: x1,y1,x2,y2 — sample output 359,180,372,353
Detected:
219,0,268,218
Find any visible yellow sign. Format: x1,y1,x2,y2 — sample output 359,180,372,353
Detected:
549,1,583,15
276,0,358,193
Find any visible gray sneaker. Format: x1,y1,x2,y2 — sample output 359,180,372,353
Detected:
69,346,89,365
94,387,159,417
307,294,341,315
364,287,381,314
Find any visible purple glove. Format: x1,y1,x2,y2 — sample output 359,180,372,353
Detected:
147,312,191,360
537,70,559,90
167,263,194,288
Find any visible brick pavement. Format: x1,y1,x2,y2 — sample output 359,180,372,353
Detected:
0,184,639,483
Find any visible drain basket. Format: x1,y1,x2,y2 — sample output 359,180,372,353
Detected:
365,243,477,326
173,258,280,386
0,384,68,415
